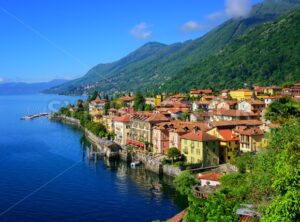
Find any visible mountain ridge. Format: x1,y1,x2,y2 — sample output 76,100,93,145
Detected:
46,0,300,95
0,79,68,95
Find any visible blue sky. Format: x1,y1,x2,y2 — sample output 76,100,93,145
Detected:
0,0,262,83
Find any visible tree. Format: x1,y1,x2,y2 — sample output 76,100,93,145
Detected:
265,97,300,124
104,94,109,101
77,99,84,111
174,171,197,196
167,147,180,165
262,119,300,221
88,90,99,101
104,102,110,115
282,81,294,88
133,91,145,111
144,104,153,111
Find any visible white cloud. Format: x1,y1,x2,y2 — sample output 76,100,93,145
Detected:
225,0,252,18
180,21,206,33
0,77,4,83
180,0,252,34
130,22,152,40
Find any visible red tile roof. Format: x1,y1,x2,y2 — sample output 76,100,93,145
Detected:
194,101,211,105
155,121,210,133
181,130,219,142
113,115,130,123
236,126,264,136
217,129,239,141
147,112,170,123
198,172,223,181
160,100,190,108
203,95,216,99
118,96,134,102
213,109,258,117
156,107,190,113
210,120,263,127
190,89,213,94
266,95,283,99
247,100,265,105
92,96,108,104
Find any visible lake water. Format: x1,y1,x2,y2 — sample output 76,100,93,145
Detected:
0,95,185,222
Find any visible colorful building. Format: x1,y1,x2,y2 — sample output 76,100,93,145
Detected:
100,115,114,133
229,89,253,101
180,129,219,166
263,86,282,95
152,122,171,154
190,89,213,98
235,126,267,153
113,115,130,146
238,100,265,114
127,112,169,150
207,128,239,163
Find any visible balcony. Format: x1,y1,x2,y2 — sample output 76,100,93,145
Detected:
192,185,217,199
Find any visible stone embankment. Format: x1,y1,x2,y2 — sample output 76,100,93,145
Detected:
49,114,119,159
120,148,182,177
49,114,182,177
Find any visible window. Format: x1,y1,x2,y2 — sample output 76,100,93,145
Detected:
191,157,195,163
196,149,200,155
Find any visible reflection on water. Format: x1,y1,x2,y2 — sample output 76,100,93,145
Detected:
82,144,187,210
0,95,186,222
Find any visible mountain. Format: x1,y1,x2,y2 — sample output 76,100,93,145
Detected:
163,7,300,92
47,0,300,95
0,79,68,95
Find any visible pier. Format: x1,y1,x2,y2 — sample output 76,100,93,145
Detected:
21,112,50,120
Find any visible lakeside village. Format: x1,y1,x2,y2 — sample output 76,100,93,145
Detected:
54,83,300,222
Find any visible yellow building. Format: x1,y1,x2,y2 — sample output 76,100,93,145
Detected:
236,126,267,152
207,128,239,163
180,130,219,166
155,95,162,107
90,108,103,123
229,89,253,101
263,86,282,96
100,115,114,133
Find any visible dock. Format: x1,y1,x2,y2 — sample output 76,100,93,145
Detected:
21,112,50,120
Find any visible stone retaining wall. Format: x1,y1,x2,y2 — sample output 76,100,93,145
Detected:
49,114,119,159
49,114,182,177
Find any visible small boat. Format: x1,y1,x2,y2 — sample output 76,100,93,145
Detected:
130,161,141,168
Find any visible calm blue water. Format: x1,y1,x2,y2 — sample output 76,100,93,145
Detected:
0,95,184,222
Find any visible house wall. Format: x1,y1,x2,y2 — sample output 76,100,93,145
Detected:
200,179,220,187
180,139,219,166
169,132,180,150
114,121,129,146
229,91,252,101
129,120,151,144
238,101,252,112
240,134,265,152
152,128,162,154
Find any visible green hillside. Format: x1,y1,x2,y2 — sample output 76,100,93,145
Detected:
164,8,300,92
46,0,300,95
